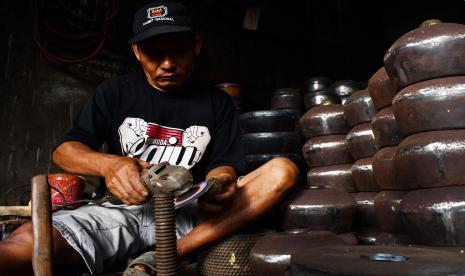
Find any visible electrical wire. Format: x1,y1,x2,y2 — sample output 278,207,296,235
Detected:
33,26,109,64
45,22,101,40
59,0,119,23
32,0,118,64
2,184,30,206
52,199,102,212
49,185,68,204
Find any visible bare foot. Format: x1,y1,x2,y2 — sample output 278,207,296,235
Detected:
131,264,153,275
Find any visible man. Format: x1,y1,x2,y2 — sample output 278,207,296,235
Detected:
0,1,297,275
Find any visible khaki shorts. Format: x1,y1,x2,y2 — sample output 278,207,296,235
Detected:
52,200,199,274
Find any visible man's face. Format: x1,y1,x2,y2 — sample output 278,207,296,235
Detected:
132,31,201,92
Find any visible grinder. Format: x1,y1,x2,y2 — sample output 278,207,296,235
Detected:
103,162,219,209
142,162,193,276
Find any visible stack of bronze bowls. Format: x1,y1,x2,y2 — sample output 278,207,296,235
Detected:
270,87,304,112
343,86,382,244
273,21,465,275
368,67,409,245
380,21,465,248
239,109,302,173
255,185,357,274
278,100,358,241
300,103,355,193
302,77,337,109
327,80,367,105
253,82,362,275
302,78,368,110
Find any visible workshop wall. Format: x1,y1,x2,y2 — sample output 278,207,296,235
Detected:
0,0,464,204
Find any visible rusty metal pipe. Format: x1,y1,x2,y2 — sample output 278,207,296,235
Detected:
31,174,53,276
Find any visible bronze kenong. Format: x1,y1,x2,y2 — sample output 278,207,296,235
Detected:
327,80,367,105
299,104,349,139
280,186,355,233
271,88,303,111
346,123,380,161
303,76,332,94
306,164,357,193
384,22,465,89
371,106,404,147
372,146,398,190
394,130,465,189
343,88,377,127
374,191,407,234
303,90,340,110
353,192,379,229
393,76,465,135
351,157,380,192
368,67,397,110
401,186,465,246
302,135,353,168
239,110,300,134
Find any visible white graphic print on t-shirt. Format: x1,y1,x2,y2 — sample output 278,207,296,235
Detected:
118,117,211,169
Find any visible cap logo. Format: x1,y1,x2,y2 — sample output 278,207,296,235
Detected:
147,6,168,18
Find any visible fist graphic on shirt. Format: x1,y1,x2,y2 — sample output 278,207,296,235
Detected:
182,126,211,151
118,117,148,156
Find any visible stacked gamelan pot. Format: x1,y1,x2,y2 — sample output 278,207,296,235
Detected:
302,77,337,109
281,100,357,236
326,80,367,105
276,79,367,244
248,80,367,275
302,77,367,109
263,22,465,276
270,87,304,112
301,103,354,193
368,67,410,245
343,87,382,245
378,21,465,248
239,109,302,173
300,78,366,195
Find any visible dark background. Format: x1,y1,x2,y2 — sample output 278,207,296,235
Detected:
0,0,464,204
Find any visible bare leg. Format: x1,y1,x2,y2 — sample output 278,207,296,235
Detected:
0,222,83,275
130,157,298,273
0,157,297,274
177,157,298,257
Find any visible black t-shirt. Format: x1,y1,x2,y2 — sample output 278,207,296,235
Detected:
58,71,245,186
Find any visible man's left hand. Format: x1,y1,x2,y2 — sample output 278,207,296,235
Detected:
198,166,237,213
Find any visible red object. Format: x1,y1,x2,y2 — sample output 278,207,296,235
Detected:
146,123,183,146
48,174,85,207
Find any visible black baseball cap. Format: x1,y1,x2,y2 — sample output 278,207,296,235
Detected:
129,1,194,44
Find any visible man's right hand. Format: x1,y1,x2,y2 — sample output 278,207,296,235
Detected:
103,156,150,205
53,142,151,206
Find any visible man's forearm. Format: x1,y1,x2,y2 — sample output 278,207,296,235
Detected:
52,141,115,177
53,141,149,204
